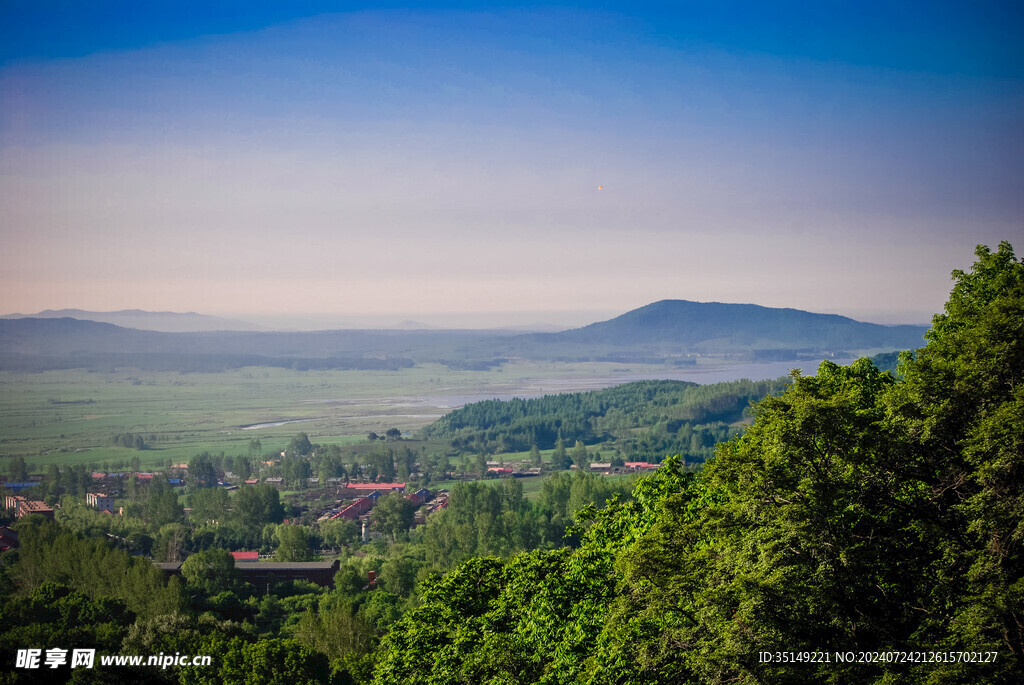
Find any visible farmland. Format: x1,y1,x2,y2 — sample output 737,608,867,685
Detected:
1,359,770,470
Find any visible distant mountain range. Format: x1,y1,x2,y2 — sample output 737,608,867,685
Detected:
0,309,267,333
0,301,929,372
548,299,927,352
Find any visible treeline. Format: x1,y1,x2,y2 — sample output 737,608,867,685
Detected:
110,431,148,449
0,352,415,373
1,469,636,684
421,377,790,461
371,242,1024,683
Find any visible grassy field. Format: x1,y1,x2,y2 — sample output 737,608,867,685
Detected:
0,361,691,471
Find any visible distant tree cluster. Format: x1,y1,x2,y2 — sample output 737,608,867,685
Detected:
421,377,788,462
110,431,148,449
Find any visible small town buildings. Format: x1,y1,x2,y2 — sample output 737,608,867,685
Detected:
86,492,114,512
5,495,54,520
331,491,383,520
344,482,405,493
624,461,661,471
156,559,341,588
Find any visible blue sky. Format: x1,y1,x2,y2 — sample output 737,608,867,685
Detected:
1,1,1021,328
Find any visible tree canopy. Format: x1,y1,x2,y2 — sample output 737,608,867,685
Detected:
372,243,1024,683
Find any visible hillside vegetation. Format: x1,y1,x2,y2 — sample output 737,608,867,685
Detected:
1,243,1018,684
420,377,791,462
374,242,1024,683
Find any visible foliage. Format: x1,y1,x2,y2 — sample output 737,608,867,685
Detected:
371,494,416,542
275,524,314,562
187,452,217,488
110,431,148,449
421,377,789,461
231,484,285,531
180,548,240,596
372,243,1024,683
189,487,231,525
9,517,185,620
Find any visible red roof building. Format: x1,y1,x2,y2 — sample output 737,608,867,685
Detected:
345,482,405,492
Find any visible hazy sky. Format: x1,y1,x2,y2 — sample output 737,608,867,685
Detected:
2,1,1021,328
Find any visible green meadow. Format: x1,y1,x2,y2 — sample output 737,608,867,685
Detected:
0,361,684,471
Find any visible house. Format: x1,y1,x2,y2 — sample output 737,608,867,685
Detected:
332,492,382,520
3,482,40,494
234,560,340,588
230,551,259,561
0,526,18,551
157,559,341,588
10,497,54,520
624,461,661,471
406,488,432,506
344,482,405,492
86,492,114,513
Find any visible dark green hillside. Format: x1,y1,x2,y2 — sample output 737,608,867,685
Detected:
421,377,791,460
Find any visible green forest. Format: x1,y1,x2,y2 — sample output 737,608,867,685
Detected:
0,242,1021,683
421,376,791,462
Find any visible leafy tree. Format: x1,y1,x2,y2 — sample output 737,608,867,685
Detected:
188,452,218,489
319,517,358,549
154,522,189,562
0,582,135,676
372,245,1024,683
232,484,285,531
147,478,184,526
529,444,542,467
293,596,375,664
550,438,571,470
275,524,314,562
288,432,313,457
570,439,589,469
190,486,230,525
474,452,487,478
181,548,240,596
885,240,1024,671
180,636,329,685
372,493,415,542
378,552,426,597
11,517,186,620
8,455,27,482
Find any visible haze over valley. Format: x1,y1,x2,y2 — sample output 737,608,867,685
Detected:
1,3,1021,683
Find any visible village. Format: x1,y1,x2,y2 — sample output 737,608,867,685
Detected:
1,455,662,588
